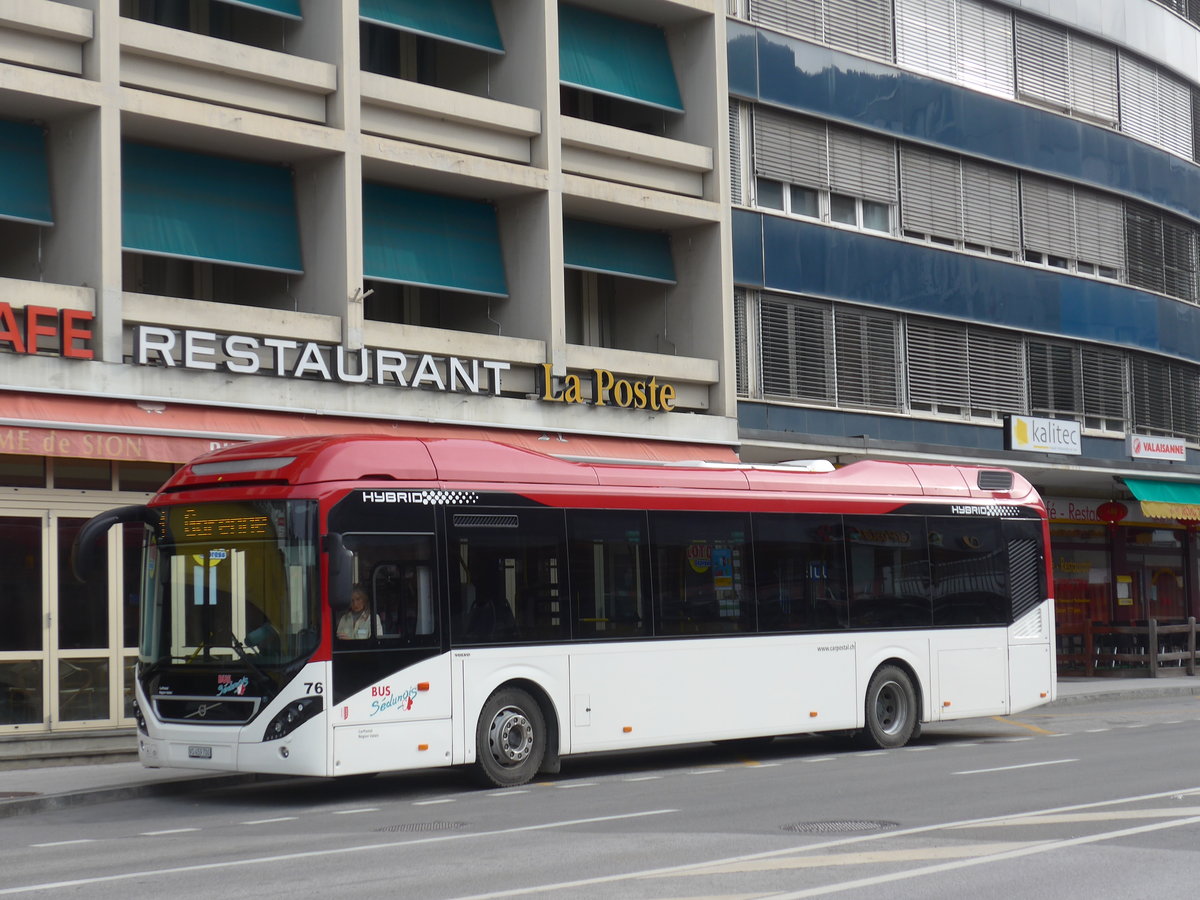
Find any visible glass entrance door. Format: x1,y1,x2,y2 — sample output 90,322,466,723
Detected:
0,513,47,729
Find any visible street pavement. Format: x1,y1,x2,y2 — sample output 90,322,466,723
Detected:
2,676,1198,819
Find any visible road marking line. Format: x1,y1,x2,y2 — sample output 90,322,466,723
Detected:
1085,728,1109,733
554,782,596,789
139,828,199,836
762,814,1200,898
0,809,678,897
805,757,836,763
954,759,1077,775
332,808,379,815
991,716,1055,735
31,840,94,848
688,769,723,775
654,842,1043,875
435,785,1200,899
961,807,1200,828
413,799,455,806
903,746,933,752
241,817,297,825
745,762,781,768
486,790,528,797
623,776,660,782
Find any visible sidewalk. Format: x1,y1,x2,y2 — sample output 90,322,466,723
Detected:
2,677,1198,819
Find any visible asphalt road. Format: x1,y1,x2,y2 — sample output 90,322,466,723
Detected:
3,694,1199,898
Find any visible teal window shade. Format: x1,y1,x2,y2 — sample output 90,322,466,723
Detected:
1124,478,1200,519
0,120,52,226
360,0,504,54
363,183,508,298
213,0,302,18
564,219,676,284
122,143,302,274
559,4,683,113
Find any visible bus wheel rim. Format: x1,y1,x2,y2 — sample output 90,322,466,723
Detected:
489,707,533,766
875,682,907,735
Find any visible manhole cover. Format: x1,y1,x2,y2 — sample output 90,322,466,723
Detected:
781,820,898,834
0,792,39,800
374,822,466,833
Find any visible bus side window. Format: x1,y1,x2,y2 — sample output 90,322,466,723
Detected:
449,508,569,645
650,511,753,636
567,510,651,638
928,517,1006,626
753,513,848,632
845,516,931,628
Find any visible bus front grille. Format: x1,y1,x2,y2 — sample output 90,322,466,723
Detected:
153,695,262,725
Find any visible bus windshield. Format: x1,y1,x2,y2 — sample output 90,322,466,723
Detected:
140,500,320,674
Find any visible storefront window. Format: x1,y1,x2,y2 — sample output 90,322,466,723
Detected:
0,454,44,487
0,516,42,651
53,458,113,490
1051,523,1113,628
119,461,175,492
57,518,109,650
0,661,42,725
58,658,109,722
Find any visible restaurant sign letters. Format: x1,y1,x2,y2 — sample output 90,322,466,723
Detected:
2,308,679,414
132,325,678,412
0,302,93,358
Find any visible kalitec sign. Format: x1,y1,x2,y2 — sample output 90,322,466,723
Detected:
132,325,678,412
1005,415,1082,456
1126,434,1188,462
0,302,93,358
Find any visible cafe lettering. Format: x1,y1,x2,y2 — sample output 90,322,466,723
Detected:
0,302,93,358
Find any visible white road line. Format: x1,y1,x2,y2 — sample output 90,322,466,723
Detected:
0,809,678,896
953,759,1077,775
553,782,596,789
1164,720,1184,725
1085,728,1109,733
903,746,933,752
413,799,456,806
805,757,836,763
746,762,782,768
30,840,94,848
765,814,1200,898
962,807,1200,828
991,737,1033,743
623,776,660,782
1125,724,1148,729
688,769,723,775
437,784,1200,900
241,817,297,825
332,808,379,815
139,828,199,836
486,790,528,797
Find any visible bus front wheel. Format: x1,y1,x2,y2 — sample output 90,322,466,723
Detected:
474,688,546,788
859,665,917,749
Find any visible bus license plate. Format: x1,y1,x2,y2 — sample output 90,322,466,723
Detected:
187,745,213,759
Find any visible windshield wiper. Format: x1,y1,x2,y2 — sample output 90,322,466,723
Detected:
229,636,276,696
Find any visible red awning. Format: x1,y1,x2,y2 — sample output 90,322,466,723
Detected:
0,391,738,465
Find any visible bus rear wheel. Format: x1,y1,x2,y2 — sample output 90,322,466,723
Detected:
474,688,546,788
859,665,917,749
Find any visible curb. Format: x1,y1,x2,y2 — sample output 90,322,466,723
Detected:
0,773,272,820
1044,682,1200,709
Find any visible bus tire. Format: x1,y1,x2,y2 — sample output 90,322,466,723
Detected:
859,665,917,749
473,688,546,788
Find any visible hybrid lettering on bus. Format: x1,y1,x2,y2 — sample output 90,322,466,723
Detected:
74,436,1055,787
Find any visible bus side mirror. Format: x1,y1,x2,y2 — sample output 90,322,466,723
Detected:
71,505,160,583
326,532,353,606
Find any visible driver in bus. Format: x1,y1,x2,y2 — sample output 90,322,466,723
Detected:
337,586,383,640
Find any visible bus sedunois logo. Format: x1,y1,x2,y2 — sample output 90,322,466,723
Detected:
361,490,478,505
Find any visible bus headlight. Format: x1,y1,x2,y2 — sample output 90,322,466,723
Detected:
263,696,322,741
133,700,148,735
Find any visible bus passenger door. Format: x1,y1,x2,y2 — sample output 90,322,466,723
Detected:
330,532,452,775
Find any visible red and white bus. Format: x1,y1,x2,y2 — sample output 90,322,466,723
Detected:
76,435,1055,787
